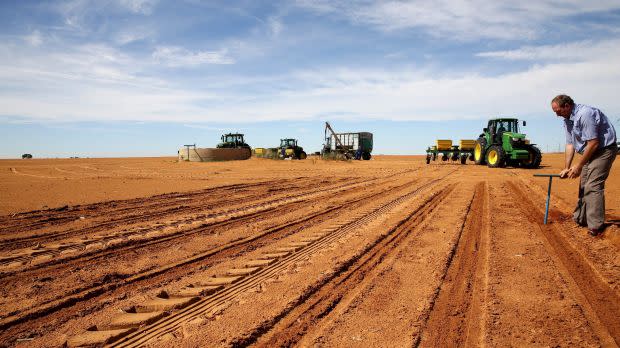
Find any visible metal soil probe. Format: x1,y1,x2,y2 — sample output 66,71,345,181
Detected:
533,174,562,224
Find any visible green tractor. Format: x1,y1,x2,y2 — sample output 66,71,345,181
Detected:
473,118,542,168
279,138,307,159
217,133,251,149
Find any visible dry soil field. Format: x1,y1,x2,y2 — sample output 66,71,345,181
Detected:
0,155,619,347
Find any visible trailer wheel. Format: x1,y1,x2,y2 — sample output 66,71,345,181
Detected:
460,155,467,164
426,155,431,164
431,152,437,161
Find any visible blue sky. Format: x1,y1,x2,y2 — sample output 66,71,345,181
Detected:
1,0,620,157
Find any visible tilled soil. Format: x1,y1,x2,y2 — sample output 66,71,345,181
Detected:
0,155,618,347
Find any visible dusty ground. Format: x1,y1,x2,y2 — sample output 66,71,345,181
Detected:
0,154,619,347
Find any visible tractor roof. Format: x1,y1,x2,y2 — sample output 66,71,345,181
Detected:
490,118,518,122
223,133,244,136
280,138,297,141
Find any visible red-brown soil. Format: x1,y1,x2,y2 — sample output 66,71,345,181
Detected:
0,154,618,347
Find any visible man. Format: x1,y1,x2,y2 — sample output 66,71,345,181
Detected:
551,94,618,236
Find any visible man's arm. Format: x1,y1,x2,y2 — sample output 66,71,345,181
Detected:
560,143,575,178
567,138,599,178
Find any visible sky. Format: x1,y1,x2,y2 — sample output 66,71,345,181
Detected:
1,0,620,157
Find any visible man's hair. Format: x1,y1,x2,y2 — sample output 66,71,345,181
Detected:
551,94,574,107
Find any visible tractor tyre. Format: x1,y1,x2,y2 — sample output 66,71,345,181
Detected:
460,155,467,164
474,138,487,165
299,151,307,160
426,155,431,164
486,145,506,168
521,146,542,169
362,152,371,160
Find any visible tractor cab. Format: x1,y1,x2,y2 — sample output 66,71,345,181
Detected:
280,138,297,148
217,133,250,149
484,118,526,144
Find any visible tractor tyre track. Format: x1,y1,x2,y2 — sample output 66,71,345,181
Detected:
0,177,356,250
109,175,456,348
0,174,406,279
417,182,488,347
0,177,422,342
0,180,300,235
234,185,456,347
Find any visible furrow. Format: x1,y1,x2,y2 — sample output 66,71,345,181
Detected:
104,173,454,348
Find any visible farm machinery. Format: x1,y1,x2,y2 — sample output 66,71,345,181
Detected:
425,140,475,164
278,138,307,159
217,133,251,149
474,118,541,168
254,139,307,159
321,122,373,160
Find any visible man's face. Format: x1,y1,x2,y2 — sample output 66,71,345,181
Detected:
551,102,572,118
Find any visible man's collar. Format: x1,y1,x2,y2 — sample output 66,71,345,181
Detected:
569,104,577,121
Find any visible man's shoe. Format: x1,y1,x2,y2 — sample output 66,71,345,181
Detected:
588,228,602,236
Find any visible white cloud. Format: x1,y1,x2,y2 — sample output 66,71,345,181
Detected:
295,0,620,40
294,0,337,14
115,27,153,45
477,39,620,61
118,0,158,15
2,48,619,123
268,17,283,37
182,124,228,131
24,30,43,46
152,46,235,66
2,26,619,124
52,0,157,35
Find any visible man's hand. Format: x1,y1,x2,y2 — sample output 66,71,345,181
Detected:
559,168,570,178
567,164,583,178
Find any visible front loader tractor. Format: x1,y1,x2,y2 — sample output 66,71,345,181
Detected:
473,118,542,168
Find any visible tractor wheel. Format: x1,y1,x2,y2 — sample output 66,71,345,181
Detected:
474,138,487,165
460,155,467,164
299,151,307,160
441,154,448,161
362,152,371,160
521,146,542,169
426,155,431,164
486,145,506,168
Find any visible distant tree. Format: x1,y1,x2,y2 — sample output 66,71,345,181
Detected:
21,154,33,159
